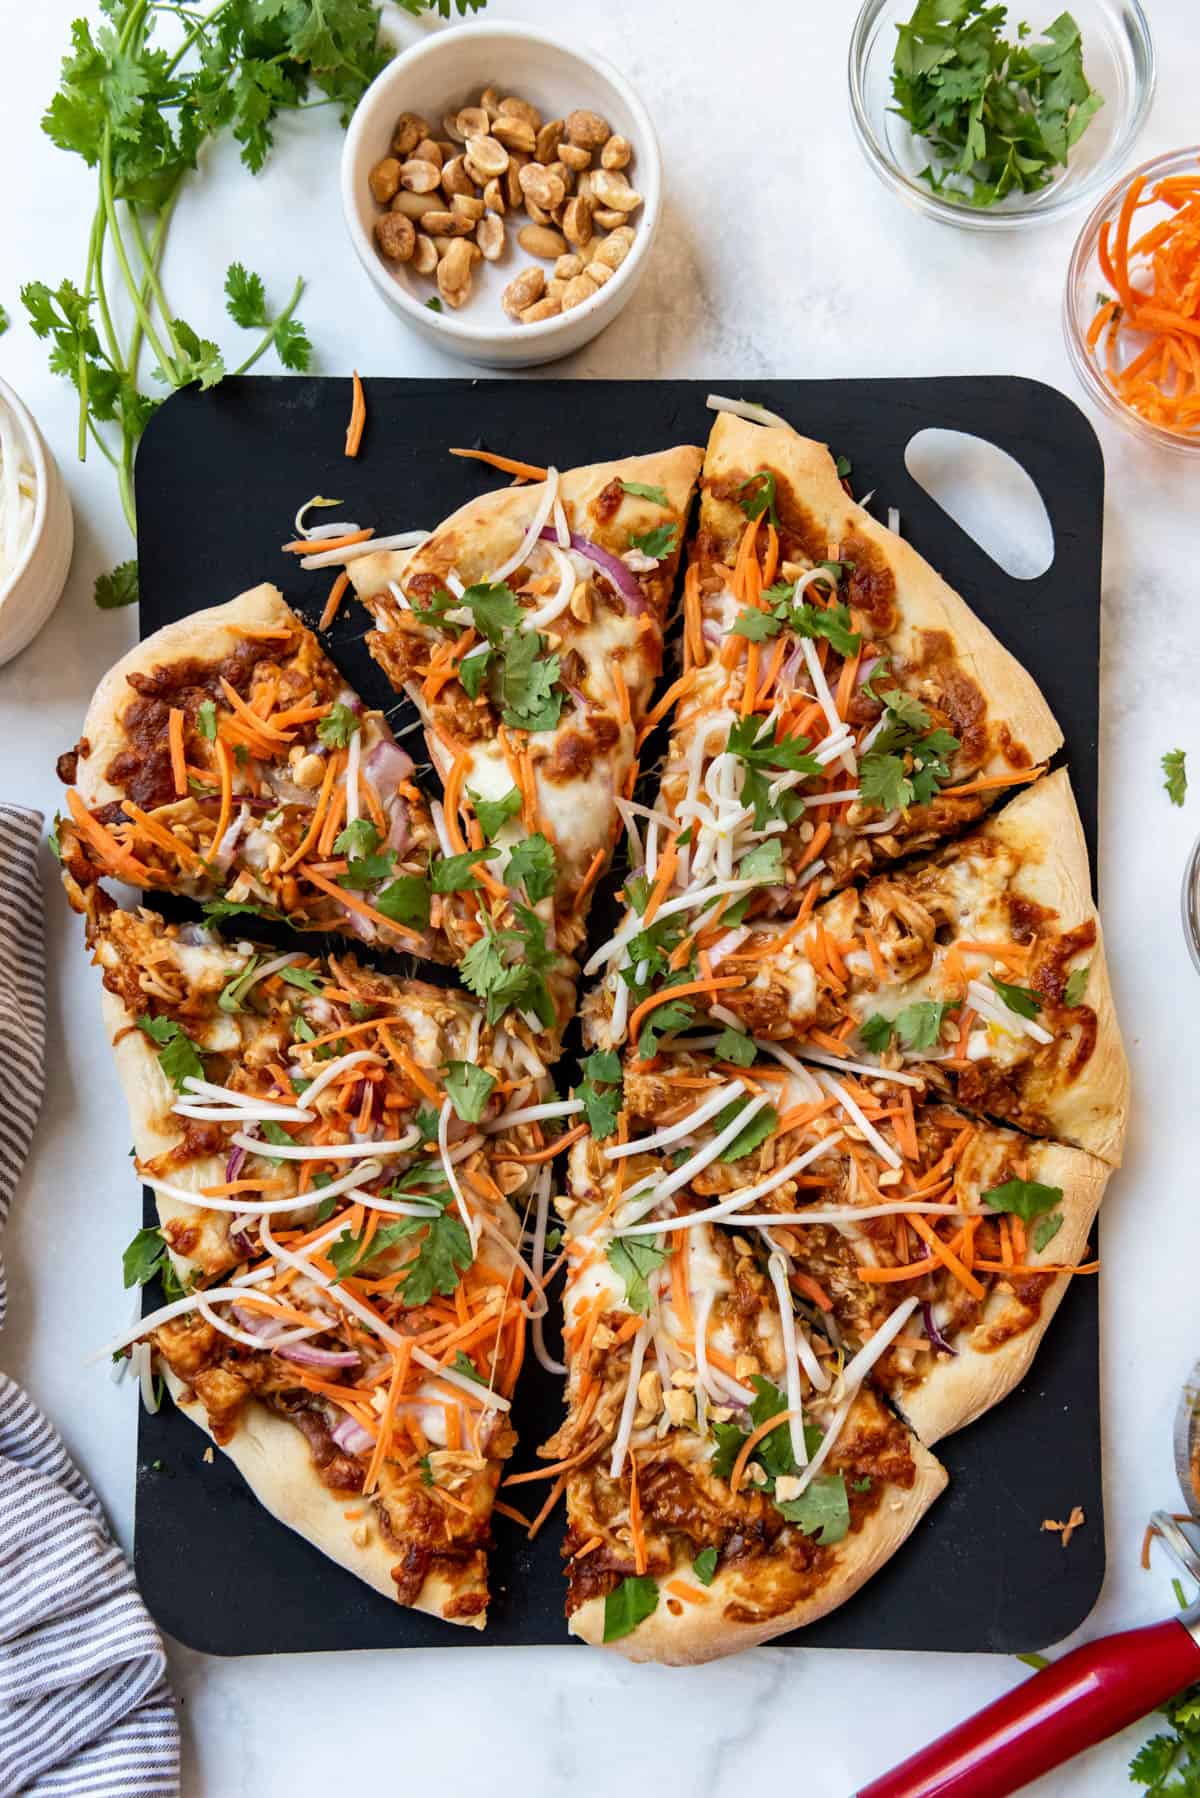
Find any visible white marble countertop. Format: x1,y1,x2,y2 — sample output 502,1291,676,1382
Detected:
2,2,1198,1792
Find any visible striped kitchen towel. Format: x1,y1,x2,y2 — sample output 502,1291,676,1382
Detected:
0,805,46,1331
0,807,180,1797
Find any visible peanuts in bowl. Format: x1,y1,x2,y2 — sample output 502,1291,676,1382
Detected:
368,87,643,322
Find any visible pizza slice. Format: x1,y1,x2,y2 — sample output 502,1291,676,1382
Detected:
89,901,572,1625
656,407,1062,919
589,1046,1106,1452
584,771,1128,1167
344,445,703,960
56,583,496,971
536,1136,946,1664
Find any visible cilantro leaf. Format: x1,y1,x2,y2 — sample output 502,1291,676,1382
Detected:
582,1049,621,1084
317,704,360,748
636,995,695,1060
606,1236,668,1314
858,752,912,812
459,907,558,1028
737,469,777,525
259,1120,295,1165
629,522,679,561
430,846,499,893
338,850,397,890
470,786,522,841
983,1178,1063,1223
738,839,784,885
123,1226,170,1288
835,455,852,479
577,1048,622,1139
374,875,431,930
458,646,492,700
224,260,267,328
620,480,669,505
394,1213,473,1307
413,1106,441,1146
504,833,557,902
95,559,139,609
732,607,783,643
774,1474,851,1544
603,1574,660,1642
712,1098,779,1162
860,1013,894,1054
692,1547,718,1586
202,896,274,923
452,1349,485,1385
196,699,218,740
136,1013,203,1089
1163,748,1188,807
1032,1212,1063,1253
894,999,956,1052
328,1217,418,1284
790,598,861,658
443,1061,496,1124
334,817,381,860
459,580,524,643
989,974,1041,1019
218,956,262,1012
1064,963,1090,1007
495,627,562,732
714,1025,756,1067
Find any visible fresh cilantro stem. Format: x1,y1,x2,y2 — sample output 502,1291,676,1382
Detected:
229,277,306,377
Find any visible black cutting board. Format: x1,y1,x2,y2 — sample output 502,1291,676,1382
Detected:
131,376,1104,1657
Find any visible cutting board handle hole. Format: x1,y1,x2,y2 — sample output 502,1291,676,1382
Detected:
903,428,1054,582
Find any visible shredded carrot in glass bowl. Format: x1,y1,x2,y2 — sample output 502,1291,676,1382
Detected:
1065,148,1200,451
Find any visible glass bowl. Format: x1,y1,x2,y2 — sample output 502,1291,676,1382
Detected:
1064,145,1200,455
848,0,1155,232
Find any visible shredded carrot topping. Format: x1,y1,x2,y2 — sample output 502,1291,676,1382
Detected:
344,371,366,458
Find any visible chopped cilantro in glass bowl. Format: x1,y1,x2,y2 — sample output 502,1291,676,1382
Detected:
848,0,1154,231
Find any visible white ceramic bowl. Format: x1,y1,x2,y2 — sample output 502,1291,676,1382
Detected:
0,378,74,667
340,22,661,367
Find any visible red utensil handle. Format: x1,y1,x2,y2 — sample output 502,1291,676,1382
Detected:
857,1617,1200,1798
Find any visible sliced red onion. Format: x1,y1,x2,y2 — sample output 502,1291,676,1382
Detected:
921,1301,956,1357
274,1343,362,1370
702,619,723,645
538,526,646,614
564,683,589,712
211,811,246,876
330,1415,375,1455
364,739,415,790
385,809,411,856
232,1302,282,1340
225,1144,247,1183
856,655,883,688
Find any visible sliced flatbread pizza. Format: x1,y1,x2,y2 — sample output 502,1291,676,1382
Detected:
535,1148,945,1664
90,902,570,1626
344,446,703,961
57,585,464,967
584,772,1127,1166
590,1048,1106,1451
656,408,1062,917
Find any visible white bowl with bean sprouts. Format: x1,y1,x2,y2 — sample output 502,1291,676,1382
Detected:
0,378,74,666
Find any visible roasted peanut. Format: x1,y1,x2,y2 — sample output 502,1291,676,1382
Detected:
558,141,592,173
438,238,475,306
413,136,443,168
504,151,528,208
592,207,627,231
554,252,585,280
517,222,567,258
391,112,429,156
411,233,438,275
562,195,593,247
442,110,467,144
535,119,564,163
483,176,506,215
440,154,474,198
451,192,486,223
600,133,632,170
593,225,635,269
368,157,402,204
455,106,490,139
524,199,556,229
546,278,566,302
590,167,643,213
587,259,613,288
465,133,509,179
422,209,470,236
520,295,561,323
561,272,598,311
476,213,506,260
565,108,610,149
499,95,541,130
502,265,545,318
399,158,442,194
480,85,503,120
491,114,537,155
390,190,442,219
374,211,415,262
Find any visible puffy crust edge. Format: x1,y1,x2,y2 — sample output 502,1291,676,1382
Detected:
702,413,1063,774
161,1371,481,1625
897,1139,1109,1446
75,584,295,808
568,1438,947,1665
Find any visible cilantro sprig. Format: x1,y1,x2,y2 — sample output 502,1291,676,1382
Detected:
711,1378,851,1543
891,3,1103,210
858,689,960,812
